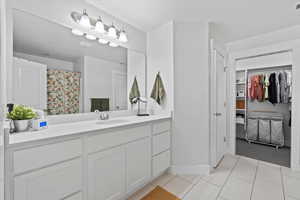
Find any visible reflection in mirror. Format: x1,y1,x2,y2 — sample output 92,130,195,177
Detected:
10,9,145,115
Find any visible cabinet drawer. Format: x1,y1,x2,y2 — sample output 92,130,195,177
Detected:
87,125,151,154
152,132,171,156
14,159,82,200
152,151,171,177
153,120,171,135
14,139,82,174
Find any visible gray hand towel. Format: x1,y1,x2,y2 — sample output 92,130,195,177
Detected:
150,72,166,105
129,77,141,104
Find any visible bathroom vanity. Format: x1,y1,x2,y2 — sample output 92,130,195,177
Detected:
5,115,172,200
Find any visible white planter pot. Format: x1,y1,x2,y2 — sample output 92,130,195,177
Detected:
13,120,30,132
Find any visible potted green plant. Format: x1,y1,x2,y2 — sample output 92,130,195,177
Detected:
7,105,37,132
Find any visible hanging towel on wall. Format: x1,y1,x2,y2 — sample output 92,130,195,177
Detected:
151,72,166,105
129,77,141,104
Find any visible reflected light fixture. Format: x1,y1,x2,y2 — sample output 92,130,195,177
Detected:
71,29,84,36
119,30,128,43
108,24,117,39
79,9,91,28
95,17,106,33
85,34,97,40
109,42,119,47
98,38,109,44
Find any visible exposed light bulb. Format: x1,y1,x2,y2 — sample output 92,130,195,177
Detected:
119,30,128,43
85,34,97,40
79,9,91,28
98,38,109,44
95,17,106,33
71,29,84,36
108,24,117,39
109,42,119,47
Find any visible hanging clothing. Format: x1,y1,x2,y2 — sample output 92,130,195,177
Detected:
286,70,292,99
258,75,264,101
249,75,259,100
268,73,278,104
276,72,281,103
264,73,270,99
279,72,289,104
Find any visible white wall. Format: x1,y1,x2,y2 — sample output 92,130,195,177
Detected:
14,52,75,71
147,22,174,114
83,56,126,112
227,33,300,170
172,22,210,172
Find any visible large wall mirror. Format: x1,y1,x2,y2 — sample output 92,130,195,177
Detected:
9,9,146,115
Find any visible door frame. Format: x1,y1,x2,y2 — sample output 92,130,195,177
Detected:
227,42,300,170
210,39,228,168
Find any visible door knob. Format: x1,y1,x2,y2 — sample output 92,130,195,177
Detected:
214,113,222,116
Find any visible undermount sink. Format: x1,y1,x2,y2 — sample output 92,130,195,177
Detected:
96,119,130,125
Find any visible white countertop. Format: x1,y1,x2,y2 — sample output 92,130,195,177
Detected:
9,114,171,145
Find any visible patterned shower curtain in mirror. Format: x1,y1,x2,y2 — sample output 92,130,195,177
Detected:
47,69,81,115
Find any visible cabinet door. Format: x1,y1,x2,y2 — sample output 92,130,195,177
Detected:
88,146,126,200
14,159,82,200
126,138,151,193
13,57,47,110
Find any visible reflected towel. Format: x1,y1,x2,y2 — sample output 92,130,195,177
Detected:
150,72,166,105
129,77,141,104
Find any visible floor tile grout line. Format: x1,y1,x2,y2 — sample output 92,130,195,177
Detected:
280,167,286,200
180,178,201,199
249,160,259,200
215,156,241,199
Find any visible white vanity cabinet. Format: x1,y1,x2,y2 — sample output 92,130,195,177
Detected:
126,137,151,193
7,118,172,200
12,139,83,200
88,146,126,200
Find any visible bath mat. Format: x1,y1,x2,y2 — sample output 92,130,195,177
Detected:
141,186,181,200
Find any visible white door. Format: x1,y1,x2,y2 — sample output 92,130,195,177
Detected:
88,146,126,200
215,51,227,164
126,138,151,194
211,40,227,167
112,71,127,111
13,57,47,110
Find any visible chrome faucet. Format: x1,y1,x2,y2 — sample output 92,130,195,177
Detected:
94,110,110,120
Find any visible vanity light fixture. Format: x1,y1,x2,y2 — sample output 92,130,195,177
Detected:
71,29,84,36
109,42,119,47
119,30,128,43
108,24,117,39
85,34,97,40
95,17,106,33
79,9,91,28
98,38,109,44
70,10,128,47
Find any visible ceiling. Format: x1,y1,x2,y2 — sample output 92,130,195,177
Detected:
13,9,127,64
85,0,300,42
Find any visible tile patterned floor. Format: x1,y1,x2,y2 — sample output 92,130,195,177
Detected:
128,155,300,200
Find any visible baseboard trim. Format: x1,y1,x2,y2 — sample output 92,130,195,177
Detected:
170,164,210,175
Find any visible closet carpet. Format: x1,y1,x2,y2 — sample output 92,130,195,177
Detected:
236,139,290,167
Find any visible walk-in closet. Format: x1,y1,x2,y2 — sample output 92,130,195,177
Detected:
235,53,292,167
